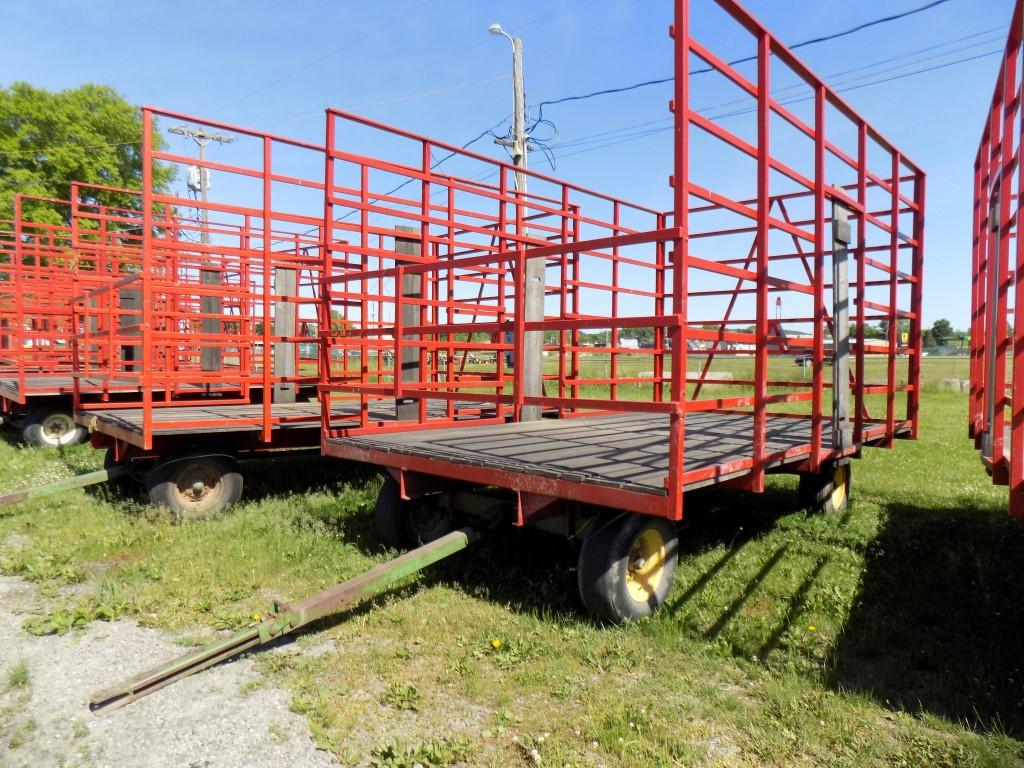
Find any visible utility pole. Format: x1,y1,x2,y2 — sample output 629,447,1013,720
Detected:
168,125,234,371
490,23,543,421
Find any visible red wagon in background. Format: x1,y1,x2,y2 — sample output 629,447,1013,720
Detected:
0,185,171,446
320,0,925,622
76,108,517,517
970,0,1024,518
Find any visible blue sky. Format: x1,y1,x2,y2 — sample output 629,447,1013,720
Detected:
3,0,1011,329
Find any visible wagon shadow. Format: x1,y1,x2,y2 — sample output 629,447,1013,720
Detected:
829,498,1024,737
432,481,805,623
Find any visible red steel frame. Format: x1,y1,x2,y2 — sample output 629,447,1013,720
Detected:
970,0,1024,517
319,0,925,523
0,186,161,412
75,108,331,451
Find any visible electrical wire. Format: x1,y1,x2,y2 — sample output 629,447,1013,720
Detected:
550,45,1002,162
527,0,959,129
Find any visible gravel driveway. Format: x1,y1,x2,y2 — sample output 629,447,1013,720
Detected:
0,576,337,768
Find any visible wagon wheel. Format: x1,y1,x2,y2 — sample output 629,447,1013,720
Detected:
374,476,454,549
577,512,679,624
21,407,87,448
146,453,243,521
799,462,851,516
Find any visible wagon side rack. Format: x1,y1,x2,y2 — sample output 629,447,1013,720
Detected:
89,527,478,711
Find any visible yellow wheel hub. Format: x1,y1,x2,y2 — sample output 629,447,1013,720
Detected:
626,528,667,603
830,465,848,511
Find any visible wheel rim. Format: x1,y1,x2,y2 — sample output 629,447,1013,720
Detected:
625,527,667,603
170,462,224,516
830,465,848,510
40,413,77,446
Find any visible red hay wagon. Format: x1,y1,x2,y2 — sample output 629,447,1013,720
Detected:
319,0,925,622
0,185,169,446
970,0,1024,518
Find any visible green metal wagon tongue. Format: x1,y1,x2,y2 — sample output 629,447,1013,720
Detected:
88,528,478,712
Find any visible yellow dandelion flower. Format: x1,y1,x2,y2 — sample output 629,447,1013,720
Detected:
491,638,502,650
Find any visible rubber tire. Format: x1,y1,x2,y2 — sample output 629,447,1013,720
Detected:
799,463,851,516
577,513,679,624
373,477,454,550
21,407,87,448
146,454,243,520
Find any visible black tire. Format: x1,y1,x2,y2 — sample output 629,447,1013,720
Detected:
799,462,851,516
374,477,454,549
21,407,87,448
146,453,242,520
577,512,679,623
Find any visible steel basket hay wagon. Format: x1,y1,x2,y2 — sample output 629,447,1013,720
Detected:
969,0,1024,518
73,108,520,518
320,0,925,622
0,184,173,447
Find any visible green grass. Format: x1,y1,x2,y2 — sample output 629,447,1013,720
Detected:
0,382,1022,766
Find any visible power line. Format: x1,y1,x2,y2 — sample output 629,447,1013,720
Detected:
550,45,1001,162
528,0,958,127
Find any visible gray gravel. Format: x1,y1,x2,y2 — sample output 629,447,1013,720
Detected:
0,576,338,768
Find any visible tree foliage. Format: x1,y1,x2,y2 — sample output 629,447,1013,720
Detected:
0,82,173,226
931,318,954,345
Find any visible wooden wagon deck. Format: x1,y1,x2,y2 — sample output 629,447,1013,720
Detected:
0,376,142,401
77,399,494,447
0,376,243,403
324,411,860,496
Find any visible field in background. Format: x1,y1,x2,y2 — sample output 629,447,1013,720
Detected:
0,387,1022,766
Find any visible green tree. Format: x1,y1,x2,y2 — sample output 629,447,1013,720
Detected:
931,318,953,345
0,82,173,225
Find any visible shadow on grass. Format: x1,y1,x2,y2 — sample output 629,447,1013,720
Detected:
429,481,806,625
829,499,1024,736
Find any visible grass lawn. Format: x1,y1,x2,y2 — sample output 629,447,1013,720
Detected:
0,373,1022,765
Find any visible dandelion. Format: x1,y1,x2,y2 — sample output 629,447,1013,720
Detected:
808,625,816,632
491,638,503,650
251,613,262,622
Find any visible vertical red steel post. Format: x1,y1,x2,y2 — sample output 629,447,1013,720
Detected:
885,152,900,446
141,109,154,450
12,196,24,397
419,141,431,424
654,212,667,404
512,249,526,419
261,136,273,444
1013,112,1024,515
854,123,868,446
610,200,620,402
665,1,689,521
320,111,335,438
993,45,1017,484
810,85,826,470
969,154,983,437
907,172,925,439
751,31,771,492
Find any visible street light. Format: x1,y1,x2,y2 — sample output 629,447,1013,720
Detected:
487,22,526,189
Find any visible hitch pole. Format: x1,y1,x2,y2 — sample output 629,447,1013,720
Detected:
89,527,477,712
0,466,127,507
